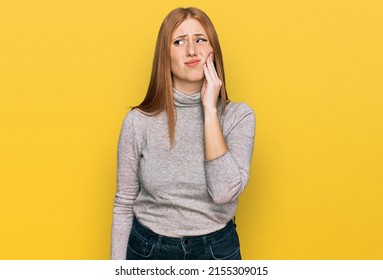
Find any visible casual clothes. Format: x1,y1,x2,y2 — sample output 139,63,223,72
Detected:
111,88,255,259
127,216,241,260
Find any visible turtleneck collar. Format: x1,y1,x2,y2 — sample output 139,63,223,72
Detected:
173,87,202,107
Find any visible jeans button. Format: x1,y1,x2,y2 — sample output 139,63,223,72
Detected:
183,239,189,246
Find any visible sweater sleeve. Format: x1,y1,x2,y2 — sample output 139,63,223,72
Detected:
111,111,141,260
204,103,255,204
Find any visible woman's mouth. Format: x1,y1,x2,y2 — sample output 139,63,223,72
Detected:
184,59,201,67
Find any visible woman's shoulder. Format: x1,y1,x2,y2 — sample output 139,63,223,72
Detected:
223,100,255,119
122,108,157,122
219,101,255,135
121,108,166,131
120,108,146,131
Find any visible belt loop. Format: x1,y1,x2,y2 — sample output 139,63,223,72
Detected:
202,235,208,246
202,235,210,259
156,235,162,250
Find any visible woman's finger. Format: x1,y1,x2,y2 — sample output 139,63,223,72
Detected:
203,62,213,82
206,54,220,83
209,54,219,80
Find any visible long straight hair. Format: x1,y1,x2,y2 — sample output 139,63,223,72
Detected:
134,7,229,145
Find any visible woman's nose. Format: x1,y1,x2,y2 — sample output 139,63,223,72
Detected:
186,42,197,57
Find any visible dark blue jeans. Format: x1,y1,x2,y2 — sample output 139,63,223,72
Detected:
126,216,241,260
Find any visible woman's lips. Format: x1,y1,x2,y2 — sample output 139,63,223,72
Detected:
184,59,201,67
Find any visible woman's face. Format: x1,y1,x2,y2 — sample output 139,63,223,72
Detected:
170,18,213,94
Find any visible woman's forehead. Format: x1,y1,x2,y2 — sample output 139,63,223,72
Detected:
173,18,207,37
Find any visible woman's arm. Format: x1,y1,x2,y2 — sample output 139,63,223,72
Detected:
111,111,141,260
204,105,255,204
201,53,227,160
201,53,256,204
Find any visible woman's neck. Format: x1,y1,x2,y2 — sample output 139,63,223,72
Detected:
172,80,203,95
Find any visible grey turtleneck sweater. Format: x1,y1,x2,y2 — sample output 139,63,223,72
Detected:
111,89,255,259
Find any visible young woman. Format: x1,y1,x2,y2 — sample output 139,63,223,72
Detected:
111,7,255,260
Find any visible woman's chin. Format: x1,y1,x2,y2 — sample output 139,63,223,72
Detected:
187,72,205,83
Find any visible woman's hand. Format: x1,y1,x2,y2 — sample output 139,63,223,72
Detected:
201,53,222,110
201,53,227,161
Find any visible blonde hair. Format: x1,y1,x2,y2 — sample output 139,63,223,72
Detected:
135,7,228,145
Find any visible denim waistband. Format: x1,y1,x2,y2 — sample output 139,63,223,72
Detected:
132,216,236,245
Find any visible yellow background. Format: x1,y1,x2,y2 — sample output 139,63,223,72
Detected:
1,0,382,259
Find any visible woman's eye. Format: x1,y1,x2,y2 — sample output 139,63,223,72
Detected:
174,39,185,46
196,38,207,43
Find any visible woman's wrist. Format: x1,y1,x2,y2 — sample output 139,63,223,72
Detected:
203,106,218,116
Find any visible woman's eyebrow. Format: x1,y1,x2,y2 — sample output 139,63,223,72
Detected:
172,33,207,40
172,34,187,40
194,33,207,37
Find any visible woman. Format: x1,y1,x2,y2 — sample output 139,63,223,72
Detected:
111,7,255,260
